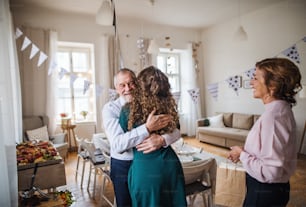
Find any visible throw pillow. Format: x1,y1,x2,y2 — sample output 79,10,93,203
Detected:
26,125,49,141
208,114,225,128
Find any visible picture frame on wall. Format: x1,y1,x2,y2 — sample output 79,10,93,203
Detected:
243,80,252,89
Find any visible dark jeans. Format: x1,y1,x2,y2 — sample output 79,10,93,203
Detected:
110,157,132,207
243,173,290,207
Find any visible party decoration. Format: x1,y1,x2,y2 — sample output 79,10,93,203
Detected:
83,80,91,95
29,44,39,59
21,36,31,51
281,44,300,64
172,91,181,105
187,88,200,104
15,27,23,39
37,51,48,67
226,76,241,96
207,83,219,101
59,67,68,80
70,74,78,85
244,67,255,79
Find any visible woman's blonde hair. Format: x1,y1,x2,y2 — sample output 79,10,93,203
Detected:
128,66,179,134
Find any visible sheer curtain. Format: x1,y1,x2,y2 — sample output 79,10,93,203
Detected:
46,30,58,134
0,0,21,205
180,43,202,136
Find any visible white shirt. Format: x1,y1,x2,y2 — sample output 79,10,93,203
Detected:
102,96,180,160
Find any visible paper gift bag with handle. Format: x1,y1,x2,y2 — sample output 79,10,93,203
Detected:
214,162,246,207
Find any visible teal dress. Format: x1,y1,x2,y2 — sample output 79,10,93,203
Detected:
119,106,187,207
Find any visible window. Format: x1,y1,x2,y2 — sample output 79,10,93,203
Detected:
157,53,181,109
56,42,96,122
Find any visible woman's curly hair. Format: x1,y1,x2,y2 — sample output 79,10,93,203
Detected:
128,66,179,134
255,58,302,107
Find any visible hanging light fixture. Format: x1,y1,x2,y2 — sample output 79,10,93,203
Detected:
96,0,114,26
234,0,248,41
147,39,160,54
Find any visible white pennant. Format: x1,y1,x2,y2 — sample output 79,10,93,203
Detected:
70,74,78,85
15,27,23,39
95,85,104,97
108,89,117,101
59,67,68,80
83,80,91,95
207,83,219,101
37,51,48,67
29,44,39,59
172,91,181,105
21,36,31,51
187,88,200,104
48,60,58,76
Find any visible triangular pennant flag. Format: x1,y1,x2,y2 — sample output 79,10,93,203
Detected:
226,75,241,96
21,36,31,51
171,91,181,105
187,88,200,104
29,44,39,59
302,36,306,42
108,89,117,101
37,51,48,67
83,80,91,95
207,83,219,101
48,60,57,76
281,44,300,64
70,74,78,85
15,27,23,39
244,67,255,79
59,67,68,80
95,85,104,97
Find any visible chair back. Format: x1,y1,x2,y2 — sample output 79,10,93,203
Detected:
182,158,213,185
22,116,49,141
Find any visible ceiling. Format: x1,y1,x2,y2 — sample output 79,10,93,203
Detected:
10,0,285,29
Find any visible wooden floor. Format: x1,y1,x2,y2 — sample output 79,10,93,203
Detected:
54,137,306,207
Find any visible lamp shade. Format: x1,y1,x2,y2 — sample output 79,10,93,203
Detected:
147,39,159,54
96,0,114,26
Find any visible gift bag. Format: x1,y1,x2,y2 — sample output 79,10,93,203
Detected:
214,162,246,207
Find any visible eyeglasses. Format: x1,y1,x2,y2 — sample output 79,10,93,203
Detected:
118,81,135,89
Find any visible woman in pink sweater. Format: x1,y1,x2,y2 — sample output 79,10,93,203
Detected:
228,57,302,207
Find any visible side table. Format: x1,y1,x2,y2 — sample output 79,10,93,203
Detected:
62,124,77,152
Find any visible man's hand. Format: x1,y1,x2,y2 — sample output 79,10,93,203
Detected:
145,109,172,132
228,146,243,163
136,134,166,154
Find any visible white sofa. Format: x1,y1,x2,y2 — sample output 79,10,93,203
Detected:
196,113,260,148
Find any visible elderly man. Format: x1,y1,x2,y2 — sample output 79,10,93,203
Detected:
102,68,180,207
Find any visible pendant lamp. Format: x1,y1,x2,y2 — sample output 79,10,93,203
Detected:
96,0,114,26
147,39,160,54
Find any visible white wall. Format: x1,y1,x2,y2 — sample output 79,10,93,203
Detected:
201,0,306,153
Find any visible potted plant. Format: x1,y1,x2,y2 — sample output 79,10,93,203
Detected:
80,111,88,120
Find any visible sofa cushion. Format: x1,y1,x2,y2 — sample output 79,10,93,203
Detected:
197,127,249,141
223,113,233,127
232,113,253,130
26,125,49,141
208,114,225,128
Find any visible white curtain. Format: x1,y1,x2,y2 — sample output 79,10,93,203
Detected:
46,31,58,134
180,43,202,136
0,0,21,205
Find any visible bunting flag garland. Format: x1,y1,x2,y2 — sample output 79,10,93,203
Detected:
281,44,300,64
15,27,23,39
172,91,181,105
244,67,255,79
21,36,31,51
70,74,78,86
226,75,241,96
59,67,68,80
83,80,91,95
187,88,200,104
207,83,219,101
37,51,48,67
48,60,58,76
108,89,117,101
29,44,39,59
95,85,104,97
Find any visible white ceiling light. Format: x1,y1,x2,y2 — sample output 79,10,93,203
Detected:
147,39,160,54
96,0,114,26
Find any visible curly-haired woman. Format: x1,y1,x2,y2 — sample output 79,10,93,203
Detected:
119,66,187,207
228,57,302,207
